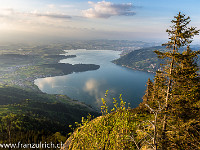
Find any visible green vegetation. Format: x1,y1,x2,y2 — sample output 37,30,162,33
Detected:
113,46,200,73
42,63,100,75
0,86,100,149
0,13,199,150
63,12,200,150
113,46,166,73
64,99,144,149
0,46,99,90
0,44,100,148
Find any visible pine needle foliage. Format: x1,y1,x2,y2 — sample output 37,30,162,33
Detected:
144,12,200,149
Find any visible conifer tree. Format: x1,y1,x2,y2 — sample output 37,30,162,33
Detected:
154,12,200,149
153,71,167,104
1,113,17,143
143,78,154,102
171,46,200,120
140,78,154,112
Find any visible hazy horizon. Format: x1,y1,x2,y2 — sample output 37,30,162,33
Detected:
0,0,200,44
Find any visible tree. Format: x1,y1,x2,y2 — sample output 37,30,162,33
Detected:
1,113,17,143
154,12,200,149
171,46,200,120
143,78,154,103
139,78,154,112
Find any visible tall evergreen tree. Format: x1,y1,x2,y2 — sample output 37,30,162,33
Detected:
171,46,200,120
153,12,200,149
143,78,154,102
140,78,154,112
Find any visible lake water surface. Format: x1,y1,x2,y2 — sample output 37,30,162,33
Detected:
34,50,155,111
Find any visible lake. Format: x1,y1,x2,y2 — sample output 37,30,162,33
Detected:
34,49,155,111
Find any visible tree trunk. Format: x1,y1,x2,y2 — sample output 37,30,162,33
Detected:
162,40,176,150
154,112,158,150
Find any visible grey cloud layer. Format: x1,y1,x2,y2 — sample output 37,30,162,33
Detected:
1,1,136,21
82,1,135,18
0,8,72,20
33,13,72,19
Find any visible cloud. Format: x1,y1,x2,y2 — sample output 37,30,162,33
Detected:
32,12,72,19
0,8,14,17
83,78,100,96
82,1,135,18
0,7,73,40
60,5,75,8
35,77,56,90
47,4,56,9
83,78,116,108
83,78,104,107
0,8,72,20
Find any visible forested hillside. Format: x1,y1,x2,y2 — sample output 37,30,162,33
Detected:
113,46,200,73
0,86,100,148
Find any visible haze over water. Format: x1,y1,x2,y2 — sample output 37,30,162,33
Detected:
35,50,154,111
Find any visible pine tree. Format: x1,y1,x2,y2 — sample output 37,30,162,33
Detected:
154,12,200,149
143,78,154,102
153,71,167,103
171,46,200,120
140,78,154,112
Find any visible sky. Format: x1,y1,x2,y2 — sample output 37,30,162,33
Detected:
0,0,200,43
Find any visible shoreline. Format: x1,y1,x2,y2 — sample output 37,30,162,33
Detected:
112,61,156,74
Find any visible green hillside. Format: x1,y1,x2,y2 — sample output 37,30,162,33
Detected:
61,101,153,150
113,46,200,73
62,97,200,150
0,86,100,147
